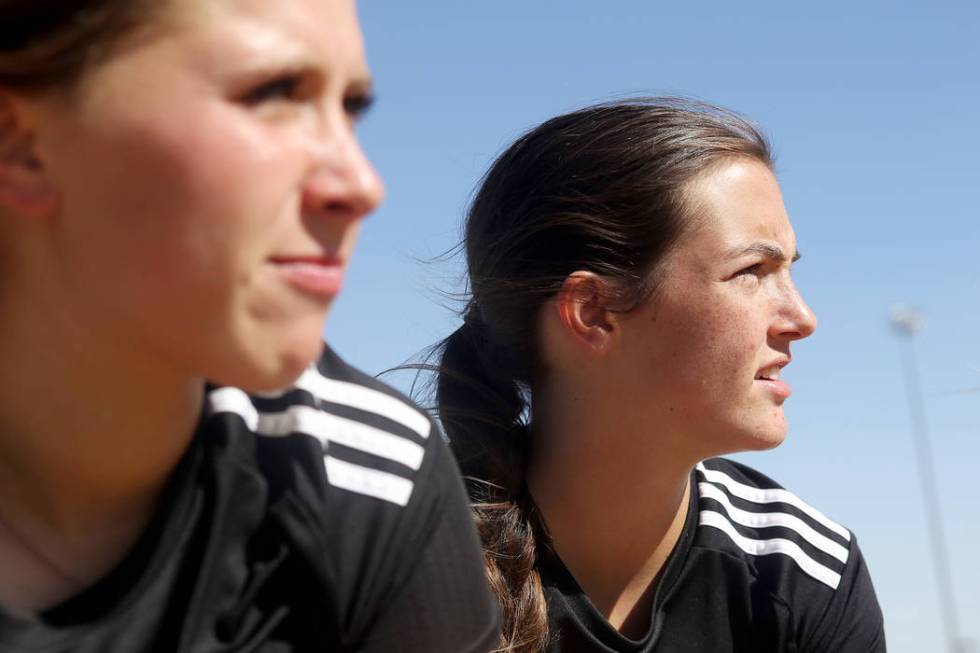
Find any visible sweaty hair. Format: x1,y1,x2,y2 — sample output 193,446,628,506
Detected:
434,98,772,652
0,0,158,91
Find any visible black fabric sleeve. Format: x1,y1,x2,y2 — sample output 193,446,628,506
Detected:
314,437,501,652
801,536,886,652
356,468,501,653
292,346,500,651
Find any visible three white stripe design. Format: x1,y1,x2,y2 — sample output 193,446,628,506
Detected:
291,366,431,439
696,463,850,589
209,365,430,507
697,463,850,541
260,365,432,439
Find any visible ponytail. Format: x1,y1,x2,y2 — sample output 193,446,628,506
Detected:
436,308,550,653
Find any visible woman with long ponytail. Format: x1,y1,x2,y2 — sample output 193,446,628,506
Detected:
434,98,885,652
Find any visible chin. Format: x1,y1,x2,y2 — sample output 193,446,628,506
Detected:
750,433,787,452
205,322,326,392
743,420,789,452
709,413,788,456
252,340,325,392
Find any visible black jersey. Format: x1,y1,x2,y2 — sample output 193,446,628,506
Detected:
541,458,885,652
0,345,499,652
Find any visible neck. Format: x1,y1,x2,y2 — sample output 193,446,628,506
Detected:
0,288,203,610
527,387,698,636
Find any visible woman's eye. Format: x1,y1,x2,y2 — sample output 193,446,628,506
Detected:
343,92,375,122
241,74,303,105
734,263,763,279
732,263,766,284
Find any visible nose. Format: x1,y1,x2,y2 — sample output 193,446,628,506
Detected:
301,121,385,221
771,280,817,342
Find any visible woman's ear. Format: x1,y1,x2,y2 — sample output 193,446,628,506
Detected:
553,271,617,354
0,93,59,218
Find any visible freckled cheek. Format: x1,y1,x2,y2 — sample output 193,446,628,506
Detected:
725,342,760,396
641,322,716,396
680,309,760,393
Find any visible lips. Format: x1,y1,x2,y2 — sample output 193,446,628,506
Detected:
755,365,782,381
755,358,792,399
269,255,345,298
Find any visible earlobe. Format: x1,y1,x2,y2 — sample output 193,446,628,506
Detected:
0,94,59,218
555,271,616,353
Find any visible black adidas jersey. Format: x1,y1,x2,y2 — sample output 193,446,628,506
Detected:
542,459,885,652
0,345,499,652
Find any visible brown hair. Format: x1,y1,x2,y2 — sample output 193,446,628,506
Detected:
0,0,158,92
434,98,772,651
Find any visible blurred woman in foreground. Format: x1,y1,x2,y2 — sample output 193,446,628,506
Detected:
0,1,498,650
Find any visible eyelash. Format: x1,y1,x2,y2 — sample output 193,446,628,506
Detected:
241,74,304,105
344,93,375,121
735,263,763,277
240,76,375,123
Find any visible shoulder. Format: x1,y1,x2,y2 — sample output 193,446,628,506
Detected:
202,346,497,648
691,458,884,650
205,343,442,509
635,459,883,652
204,346,461,613
692,457,853,599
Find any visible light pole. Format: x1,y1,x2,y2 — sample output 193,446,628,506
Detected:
889,305,961,653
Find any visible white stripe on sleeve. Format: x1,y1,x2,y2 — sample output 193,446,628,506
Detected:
699,510,842,589
294,367,431,439
698,482,849,564
696,463,851,541
325,456,415,506
208,387,259,431
256,404,425,470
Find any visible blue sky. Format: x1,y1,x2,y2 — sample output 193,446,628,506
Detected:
328,2,979,649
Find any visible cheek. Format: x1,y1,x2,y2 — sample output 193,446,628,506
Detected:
142,105,305,245
711,319,763,398
56,107,303,280
657,302,761,398
40,119,316,374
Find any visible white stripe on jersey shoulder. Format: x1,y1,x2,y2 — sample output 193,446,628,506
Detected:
209,387,424,469
208,386,422,505
697,482,849,564
253,403,424,470
695,462,850,541
210,386,259,430
292,365,431,439
325,456,414,507
699,511,842,589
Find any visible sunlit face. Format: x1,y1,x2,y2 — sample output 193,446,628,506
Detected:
611,159,816,456
28,0,383,390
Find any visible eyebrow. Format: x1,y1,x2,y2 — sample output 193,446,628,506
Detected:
726,243,801,263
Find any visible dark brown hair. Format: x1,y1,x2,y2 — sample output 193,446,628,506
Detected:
0,0,158,92
435,98,772,652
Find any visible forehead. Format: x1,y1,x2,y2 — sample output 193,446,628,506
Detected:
682,159,795,255
160,0,368,71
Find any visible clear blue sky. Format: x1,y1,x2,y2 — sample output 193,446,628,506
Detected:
329,2,979,650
